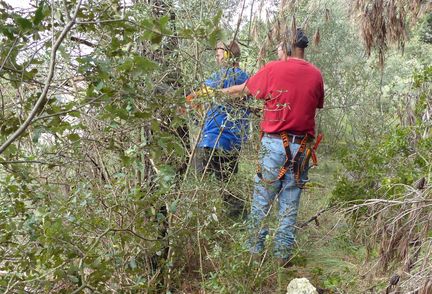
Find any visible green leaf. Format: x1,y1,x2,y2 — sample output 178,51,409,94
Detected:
68,275,80,284
118,58,133,72
169,199,179,214
159,15,170,28
158,15,172,35
67,133,80,142
120,154,132,166
8,185,18,193
68,111,81,118
133,55,157,73
95,81,104,91
179,28,193,38
105,104,129,120
141,30,153,41
15,200,28,215
33,1,45,25
156,212,166,222
2,143,18,157
158,164,176,189
150,33,162,44
212,10,223,26
30,59,43,65
133,111,152,119
15,16,33,31
23,68,38,80
86,84,95,97
208,28,221,48
1,26,16,39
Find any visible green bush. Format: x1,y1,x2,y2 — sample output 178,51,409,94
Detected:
332,66,432,205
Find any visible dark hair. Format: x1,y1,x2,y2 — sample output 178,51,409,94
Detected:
282,28,309,53
293,28,309,48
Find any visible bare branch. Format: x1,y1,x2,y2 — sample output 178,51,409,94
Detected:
70,36,97,48
0,0,83,155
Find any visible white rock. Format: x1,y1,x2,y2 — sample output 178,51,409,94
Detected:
286,278,318,294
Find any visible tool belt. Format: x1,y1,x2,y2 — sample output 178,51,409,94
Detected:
257,131,323,188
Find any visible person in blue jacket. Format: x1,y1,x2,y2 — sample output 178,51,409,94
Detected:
189,40,250,217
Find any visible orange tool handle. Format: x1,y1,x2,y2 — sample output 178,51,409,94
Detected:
313,133,323,151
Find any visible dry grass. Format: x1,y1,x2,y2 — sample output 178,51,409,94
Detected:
345,180,432,293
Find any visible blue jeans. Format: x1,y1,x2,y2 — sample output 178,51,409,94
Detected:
247,135,309,259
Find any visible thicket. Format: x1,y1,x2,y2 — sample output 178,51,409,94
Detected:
0,0,431,293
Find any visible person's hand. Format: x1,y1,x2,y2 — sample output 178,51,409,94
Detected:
195,86,214,97
184,90,204,114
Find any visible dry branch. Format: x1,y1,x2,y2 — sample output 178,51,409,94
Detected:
299,206,335,228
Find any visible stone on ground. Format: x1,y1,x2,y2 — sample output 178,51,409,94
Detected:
286,278,318,294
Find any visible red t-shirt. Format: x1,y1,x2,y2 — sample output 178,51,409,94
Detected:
246,59,324,137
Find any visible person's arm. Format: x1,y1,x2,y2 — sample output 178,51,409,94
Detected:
224,62,271,99
220,81,250,97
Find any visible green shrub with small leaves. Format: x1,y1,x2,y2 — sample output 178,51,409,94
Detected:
332,66,432,205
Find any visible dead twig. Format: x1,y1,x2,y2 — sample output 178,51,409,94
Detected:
299,206,335,228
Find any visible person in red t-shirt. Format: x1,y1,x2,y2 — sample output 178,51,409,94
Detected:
221,28,324,266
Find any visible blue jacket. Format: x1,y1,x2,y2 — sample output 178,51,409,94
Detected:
198,67,250,151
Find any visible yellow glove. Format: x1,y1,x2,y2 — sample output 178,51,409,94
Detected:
194,85,214,97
